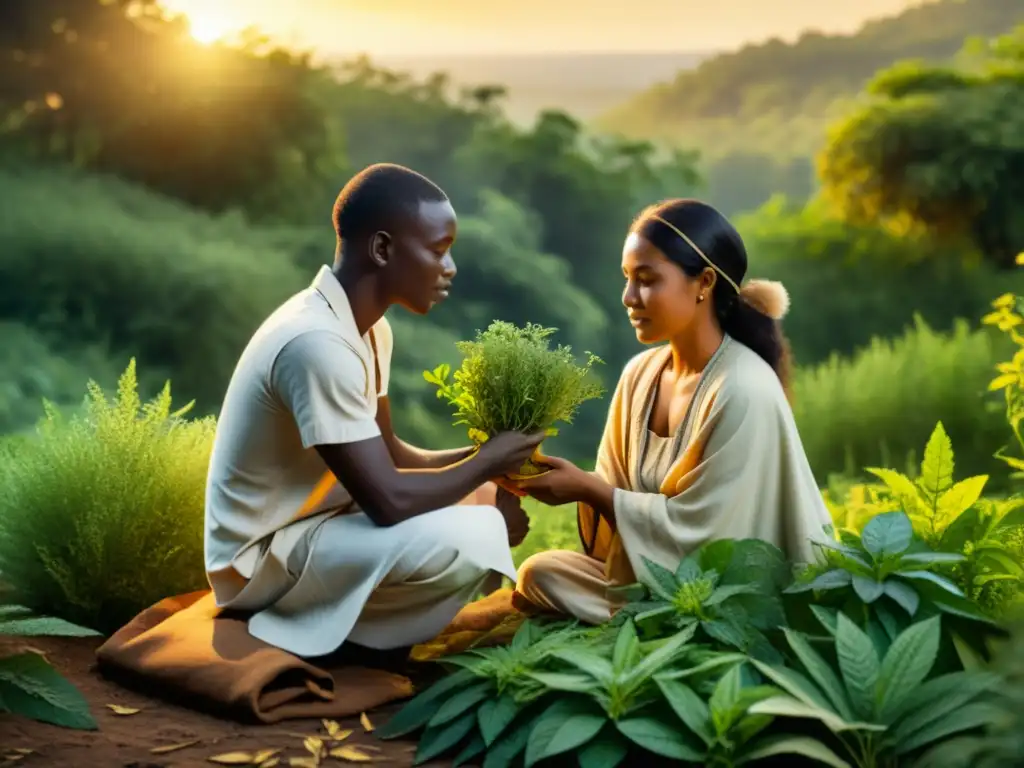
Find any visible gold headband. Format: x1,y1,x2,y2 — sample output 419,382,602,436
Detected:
650,215,741,294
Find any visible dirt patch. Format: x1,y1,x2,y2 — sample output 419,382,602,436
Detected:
0,635,454,768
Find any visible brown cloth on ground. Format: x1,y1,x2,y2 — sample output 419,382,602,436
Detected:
94,589,414,724
94,588,529,723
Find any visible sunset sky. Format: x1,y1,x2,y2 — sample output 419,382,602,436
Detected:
159,0,934,57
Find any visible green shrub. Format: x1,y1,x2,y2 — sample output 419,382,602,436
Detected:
379,537,1007,768
0,360,214,633
0,168,307,414
735,199,1024,367
822,424,1024,619
793,315,1013,491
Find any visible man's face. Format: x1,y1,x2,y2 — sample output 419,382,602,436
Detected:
385,199,458,315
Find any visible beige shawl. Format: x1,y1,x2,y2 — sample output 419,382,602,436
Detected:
578,335,831,587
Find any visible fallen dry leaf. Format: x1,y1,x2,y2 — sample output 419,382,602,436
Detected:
304,736,325,757
260,760,280,768
3,756,25,763
150,740,200,754
106,704,141,715
329,730,352,743
359,713,374,732
207,752,257,765
287,758,318,768
252,749,282,763
329,746,373,762
12,751,32,756
322,719,341,736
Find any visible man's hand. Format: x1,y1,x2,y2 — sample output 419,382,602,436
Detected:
496,486,530,547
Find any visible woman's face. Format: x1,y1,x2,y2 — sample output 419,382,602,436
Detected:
621,232,710,344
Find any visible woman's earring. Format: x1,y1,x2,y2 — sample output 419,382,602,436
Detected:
697,294,705,303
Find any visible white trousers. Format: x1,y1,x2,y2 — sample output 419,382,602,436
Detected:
223,503,517,658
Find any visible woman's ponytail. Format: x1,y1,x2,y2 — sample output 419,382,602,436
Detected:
714,279,794,396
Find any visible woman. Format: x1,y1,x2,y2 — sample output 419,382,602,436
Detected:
513,199,831,625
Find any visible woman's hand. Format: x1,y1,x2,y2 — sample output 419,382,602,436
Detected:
516,455,600,507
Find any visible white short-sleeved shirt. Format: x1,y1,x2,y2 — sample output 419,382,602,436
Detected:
203,265,394,597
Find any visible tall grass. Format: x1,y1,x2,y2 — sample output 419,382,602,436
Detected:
793,314,1012,489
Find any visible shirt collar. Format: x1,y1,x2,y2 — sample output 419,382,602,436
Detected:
311,265,361,340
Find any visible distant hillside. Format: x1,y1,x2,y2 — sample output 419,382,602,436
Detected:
363,52,715,126
596,0,1022,158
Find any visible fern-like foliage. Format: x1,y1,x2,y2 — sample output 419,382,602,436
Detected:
0,359,215,633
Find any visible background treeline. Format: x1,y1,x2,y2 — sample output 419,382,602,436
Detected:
598,0,1023,215
1,0,1022,490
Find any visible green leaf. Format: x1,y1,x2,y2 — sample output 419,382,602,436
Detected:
874,600,905,640
479,694,519,747
875,616,941,721
951,632,986,672
809,605,839,636
657,652,747,683
835,613,881,721
524,698,606,767
633,606,675,625
700,619,748,650
889,671,1001,736
376,668,477,739
782,629,854,721
640,557,680,600
861,512,914,559
527,672,597,694
918,423,955,508
749,661,837,715
898,569,965,596
656,678,713,745
899,551,966,567
748,695,882,734
615,713,704,761
894,702,1001,755
709,663,744,734
0,616,101,637
852,575,885,603
675,555,703,583
882,580,920,616
482,709,539,768
865,467,923,516
576,726,629,768
415,710,479,765
705,583,761,606
937,476,988,525
737,734,852,768
623,623,697,688
452,731,486,768
784,569,852,594
0,652,96,730
428,681,493,728
550,649,614,684
611,620,641,674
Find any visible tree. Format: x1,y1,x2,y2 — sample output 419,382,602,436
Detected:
818,26,1024,270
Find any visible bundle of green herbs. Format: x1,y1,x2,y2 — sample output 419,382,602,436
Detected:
423,321,604,477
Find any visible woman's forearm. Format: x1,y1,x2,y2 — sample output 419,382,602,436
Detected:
580,473,616,528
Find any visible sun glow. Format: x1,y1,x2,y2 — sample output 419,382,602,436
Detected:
187,13,234,45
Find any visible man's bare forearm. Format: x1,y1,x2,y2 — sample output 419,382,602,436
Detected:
393,438,476,470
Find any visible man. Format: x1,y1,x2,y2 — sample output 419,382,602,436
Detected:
203,163,543,660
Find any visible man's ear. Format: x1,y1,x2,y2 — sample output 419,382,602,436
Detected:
369,231,391,268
